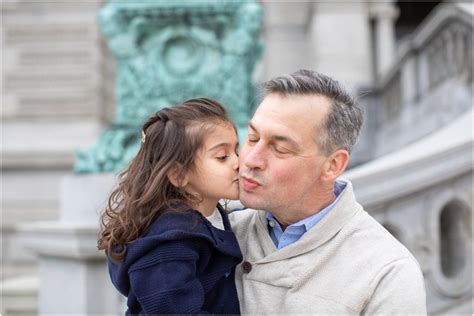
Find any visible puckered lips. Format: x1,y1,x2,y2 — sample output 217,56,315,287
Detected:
241,176,260,191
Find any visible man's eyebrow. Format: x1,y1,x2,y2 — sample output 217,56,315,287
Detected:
248,122,300,149
271,135,300,149
248,122,258,132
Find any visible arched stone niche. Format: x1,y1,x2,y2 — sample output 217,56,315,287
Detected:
382,221,431,273
439,200,469,278
429,194,472,298
382,222,404,244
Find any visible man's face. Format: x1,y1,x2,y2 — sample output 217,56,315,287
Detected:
239,93,331,220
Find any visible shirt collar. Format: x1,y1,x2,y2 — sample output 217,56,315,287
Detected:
265,180,347,232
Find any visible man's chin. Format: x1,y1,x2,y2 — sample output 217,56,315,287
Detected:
239,192,265,210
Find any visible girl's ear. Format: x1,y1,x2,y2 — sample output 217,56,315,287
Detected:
167,164,189,188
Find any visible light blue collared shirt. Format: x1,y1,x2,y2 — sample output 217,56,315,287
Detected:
265,180,347,249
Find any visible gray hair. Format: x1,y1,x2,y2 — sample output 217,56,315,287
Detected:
261,69,363,154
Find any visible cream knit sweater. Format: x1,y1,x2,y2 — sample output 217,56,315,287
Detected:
230,180,426,314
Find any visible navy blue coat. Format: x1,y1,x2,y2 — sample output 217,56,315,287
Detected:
108,205,243,315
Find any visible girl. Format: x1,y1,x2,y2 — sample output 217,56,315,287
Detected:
98,98,242,314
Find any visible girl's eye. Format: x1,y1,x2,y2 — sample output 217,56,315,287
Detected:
216,156,229,161
248,137,258,144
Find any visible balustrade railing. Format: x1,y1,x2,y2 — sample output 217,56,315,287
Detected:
372,4,473,157
379,4,472,110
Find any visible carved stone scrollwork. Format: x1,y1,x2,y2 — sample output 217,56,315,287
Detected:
382,70,401,122
75,0,263,173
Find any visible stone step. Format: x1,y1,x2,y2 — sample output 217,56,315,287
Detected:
1,275,38,315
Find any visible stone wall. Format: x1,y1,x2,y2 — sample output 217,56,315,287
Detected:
1,0,114,277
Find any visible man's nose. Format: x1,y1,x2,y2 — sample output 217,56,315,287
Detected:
242,143,266,170
232,154,239,171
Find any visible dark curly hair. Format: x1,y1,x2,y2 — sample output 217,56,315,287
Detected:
97,98,236,261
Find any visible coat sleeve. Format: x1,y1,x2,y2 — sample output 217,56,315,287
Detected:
128,239,210,314
362,257,427,315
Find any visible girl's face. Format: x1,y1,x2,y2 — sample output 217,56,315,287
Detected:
184,122,239,216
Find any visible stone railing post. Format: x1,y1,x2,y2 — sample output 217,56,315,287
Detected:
370,1,399,75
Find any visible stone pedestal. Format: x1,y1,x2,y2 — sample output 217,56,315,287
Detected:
19,173,124,315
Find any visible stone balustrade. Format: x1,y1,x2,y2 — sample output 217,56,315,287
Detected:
373,3,473,157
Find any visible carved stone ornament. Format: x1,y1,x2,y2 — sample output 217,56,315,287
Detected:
75,0,263,173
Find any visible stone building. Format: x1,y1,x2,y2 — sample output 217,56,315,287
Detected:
1,0,472,314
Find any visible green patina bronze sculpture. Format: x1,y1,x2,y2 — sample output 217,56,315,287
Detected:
75,0,263,173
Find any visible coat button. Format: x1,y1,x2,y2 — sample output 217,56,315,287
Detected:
242,261,252,273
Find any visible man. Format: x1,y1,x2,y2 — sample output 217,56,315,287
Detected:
230,70,426,314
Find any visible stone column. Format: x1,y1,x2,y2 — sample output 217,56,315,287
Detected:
309,1,373,89
261,2,312,80
370,1,399,75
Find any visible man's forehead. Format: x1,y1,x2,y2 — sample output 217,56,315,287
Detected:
250,93,330,145
254,94,329,126
249,112,305,147
257,93,330,115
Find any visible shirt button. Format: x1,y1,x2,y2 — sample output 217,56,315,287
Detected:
241,261,252,273
268,220,275,228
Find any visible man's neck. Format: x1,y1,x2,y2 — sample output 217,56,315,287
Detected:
273,190,337,231
269,183,337,230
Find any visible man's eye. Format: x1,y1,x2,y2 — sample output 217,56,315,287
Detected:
248,137,258,143
274,146,290,154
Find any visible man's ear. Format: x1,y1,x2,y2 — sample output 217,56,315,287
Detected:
321,149,349,182
167,164,189,188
